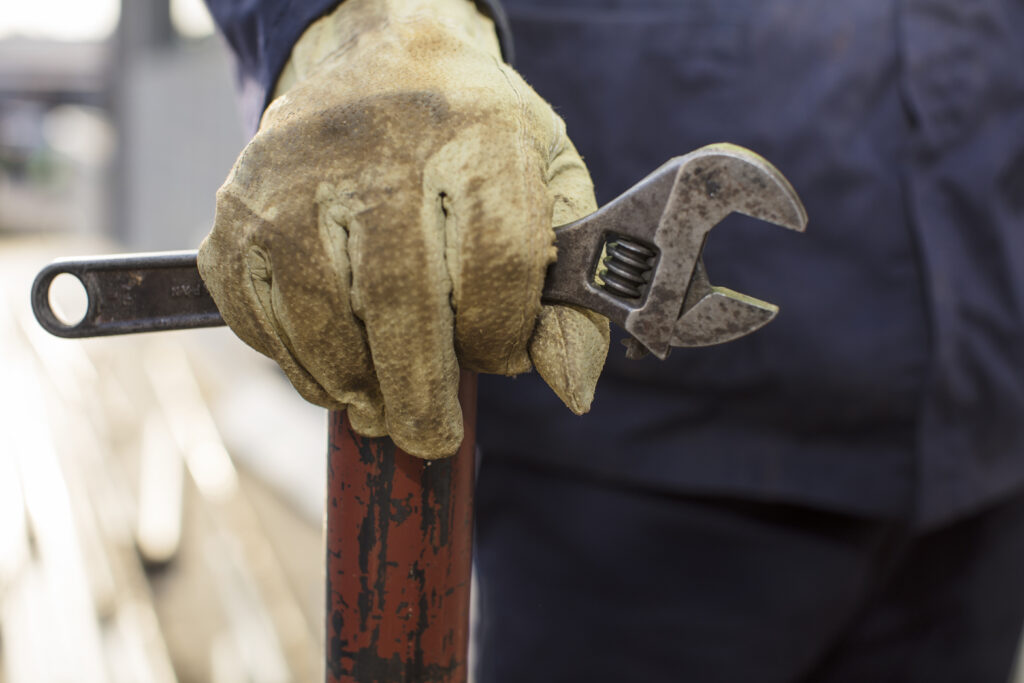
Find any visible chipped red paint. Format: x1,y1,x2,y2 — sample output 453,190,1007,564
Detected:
325,372,477,683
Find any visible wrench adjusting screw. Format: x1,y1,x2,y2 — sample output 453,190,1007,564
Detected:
599,236,657,299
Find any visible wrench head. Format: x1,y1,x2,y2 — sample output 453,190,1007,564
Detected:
623,143,807,358
682,143,808,235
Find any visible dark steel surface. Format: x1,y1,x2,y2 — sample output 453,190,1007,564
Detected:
325,372,476,683
31,251,223,338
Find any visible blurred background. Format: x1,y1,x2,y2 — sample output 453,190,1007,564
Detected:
0,1,329,680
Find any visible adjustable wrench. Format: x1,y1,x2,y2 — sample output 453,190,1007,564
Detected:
31,144,807,352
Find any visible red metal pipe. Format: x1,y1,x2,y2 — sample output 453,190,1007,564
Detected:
325,371,477,683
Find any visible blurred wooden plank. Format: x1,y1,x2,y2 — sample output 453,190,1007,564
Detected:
2,240,177,683
136,415,185,567
2,238,323,681
1,326,110,682
145,341,319,682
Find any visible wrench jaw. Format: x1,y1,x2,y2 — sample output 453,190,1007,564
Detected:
622,258,779,358
696,143,809,236
670,287,779,347
622,143,807,359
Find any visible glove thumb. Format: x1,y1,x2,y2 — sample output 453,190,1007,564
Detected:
528,135,609,413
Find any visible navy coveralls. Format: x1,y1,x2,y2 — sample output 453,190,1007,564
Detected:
205,0,1024,680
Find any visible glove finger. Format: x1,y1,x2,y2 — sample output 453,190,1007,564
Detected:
200,191,336,409
201,187,387,434
259,184,388,435
348,183,463,459
433,105,554,375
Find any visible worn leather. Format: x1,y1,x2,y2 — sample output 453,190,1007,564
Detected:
198,0,609,458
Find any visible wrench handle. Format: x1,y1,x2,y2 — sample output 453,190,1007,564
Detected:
31,250,224,338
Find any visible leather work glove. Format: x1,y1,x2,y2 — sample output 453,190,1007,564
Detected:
198,0,609,459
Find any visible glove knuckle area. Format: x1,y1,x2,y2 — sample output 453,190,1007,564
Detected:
485,82,596,227
546,137,597,226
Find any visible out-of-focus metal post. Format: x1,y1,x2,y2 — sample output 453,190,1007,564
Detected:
111,0,174,244
325,371,477,683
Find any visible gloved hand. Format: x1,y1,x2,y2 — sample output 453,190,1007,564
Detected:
198,0,609,459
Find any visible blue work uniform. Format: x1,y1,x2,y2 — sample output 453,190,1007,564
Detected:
204,0,1024,679
480,0,1024,528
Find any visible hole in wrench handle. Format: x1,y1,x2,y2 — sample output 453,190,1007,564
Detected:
31,250,224,338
